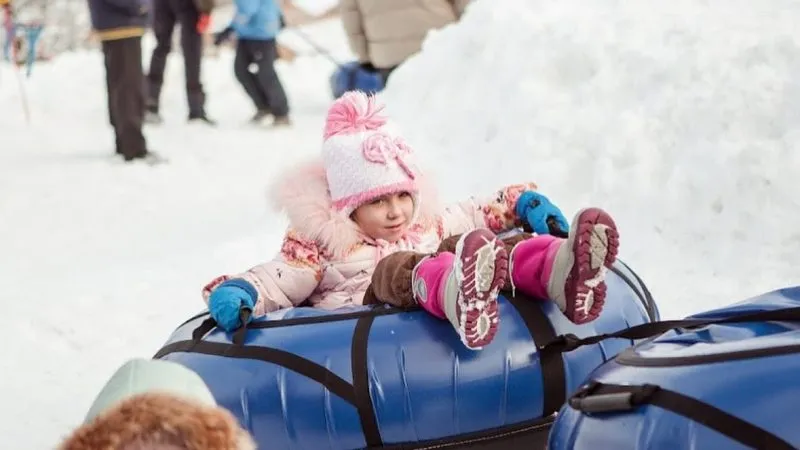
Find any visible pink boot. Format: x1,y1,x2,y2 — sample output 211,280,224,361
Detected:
510,208,620,324
412,229,509,350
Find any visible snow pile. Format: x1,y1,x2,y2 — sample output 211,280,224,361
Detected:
383,0,800,317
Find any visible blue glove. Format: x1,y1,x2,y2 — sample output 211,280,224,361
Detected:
515,191,570,236
208,279,258,331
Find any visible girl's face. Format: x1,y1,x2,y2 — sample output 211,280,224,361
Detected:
352,192,414,243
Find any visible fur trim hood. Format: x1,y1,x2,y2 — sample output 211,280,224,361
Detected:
270,158,441,258
58,393,256,450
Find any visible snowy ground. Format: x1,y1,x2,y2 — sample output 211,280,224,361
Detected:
384,0,800,320
2,0,800,448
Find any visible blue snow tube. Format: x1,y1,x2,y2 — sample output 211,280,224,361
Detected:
330,61,384,99
547,286,800,450
155,260,657,449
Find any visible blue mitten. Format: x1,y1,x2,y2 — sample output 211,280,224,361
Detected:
208,279,258,331
515,191,570,236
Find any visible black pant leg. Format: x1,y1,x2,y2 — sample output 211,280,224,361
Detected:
174,0,205,117
250,39,289,117
146,0,176,112
234,40,269,111
106,38,148,159
103,45,115,128
102,44,122,153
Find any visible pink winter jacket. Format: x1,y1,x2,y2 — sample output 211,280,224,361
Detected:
202,160,537,316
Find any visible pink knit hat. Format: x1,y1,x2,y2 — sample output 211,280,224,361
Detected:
322,91,420,217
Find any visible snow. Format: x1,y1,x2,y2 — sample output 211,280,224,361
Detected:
1,0,799,447
384,0,800,320
289,0,340,17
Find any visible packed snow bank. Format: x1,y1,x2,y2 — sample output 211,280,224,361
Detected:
382,0,800,317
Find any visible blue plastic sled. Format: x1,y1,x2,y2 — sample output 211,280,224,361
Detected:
548,286,800,450
330,61,384,99
155,260,657,449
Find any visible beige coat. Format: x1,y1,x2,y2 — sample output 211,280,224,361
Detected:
340,0,471,69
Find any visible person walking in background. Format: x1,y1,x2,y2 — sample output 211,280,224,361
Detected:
145,0,216,125
340,0,471,85
214,0,291,127
87,0,160,163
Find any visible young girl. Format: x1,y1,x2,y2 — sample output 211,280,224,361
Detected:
202,91,620,350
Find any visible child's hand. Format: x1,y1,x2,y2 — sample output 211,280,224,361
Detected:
208,279,257,331
515,191,569,236
213,27,234,47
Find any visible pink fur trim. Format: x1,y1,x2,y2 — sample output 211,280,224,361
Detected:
413,167,441,228
332,181,418,211
269,158,441,258
269,159,360,258
323,92,387,139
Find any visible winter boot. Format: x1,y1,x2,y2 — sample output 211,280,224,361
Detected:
144,104,164,125
412,229,509,350
510,208,619,324
144,110,164,125
123,150,168,166
250,109,272,124
188,113,217,126
272,115,292,127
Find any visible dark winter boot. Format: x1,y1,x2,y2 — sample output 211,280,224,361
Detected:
250,109,272,124
272,115,292,127
188,114,217,126
144,105,164,125
123,150,168,166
